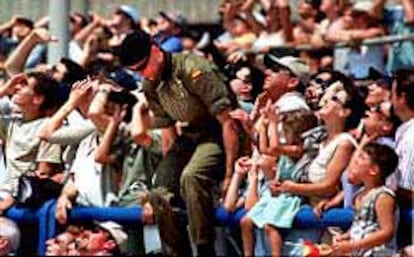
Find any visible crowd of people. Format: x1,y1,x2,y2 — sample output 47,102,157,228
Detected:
0,0,413,256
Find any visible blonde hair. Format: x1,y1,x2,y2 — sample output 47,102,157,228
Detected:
281,109,318,143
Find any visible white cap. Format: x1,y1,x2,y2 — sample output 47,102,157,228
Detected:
264,55,311,84
117,5,140,24
96,221,128,253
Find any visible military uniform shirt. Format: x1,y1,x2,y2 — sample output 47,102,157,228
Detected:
143,53,233,128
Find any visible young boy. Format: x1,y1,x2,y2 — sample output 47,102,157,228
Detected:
332,142,398,256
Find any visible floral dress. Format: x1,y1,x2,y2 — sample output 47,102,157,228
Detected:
350,186,396,257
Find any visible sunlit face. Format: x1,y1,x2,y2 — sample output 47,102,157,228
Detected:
283,127,297,145
320,0,335,14
297,0,317,19
230,19,249,36
85,230,108,252
365,82,390,107
156,16,174,34
263,66,293,95
363,102,392,136
182,37,196,51
305,72,331,107
11,77,41,109
348,149,374,185
110,11,132,30
12,24,32,40
318,89,348,122
230,78,252,97
70,14,83,37
230,67,253,97
258,155,277,180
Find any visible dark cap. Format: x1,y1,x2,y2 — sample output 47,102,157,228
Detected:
368,67,392,90
117,30,152,67
159,11,186,28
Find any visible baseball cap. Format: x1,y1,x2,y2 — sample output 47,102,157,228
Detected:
352,1,373,13
159,11,186,28
264,54,311,84
117,5,140,24
96,221,128,254
117,30,152,67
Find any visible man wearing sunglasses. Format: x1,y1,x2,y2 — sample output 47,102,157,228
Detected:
118,30,239,257
256,54,311,116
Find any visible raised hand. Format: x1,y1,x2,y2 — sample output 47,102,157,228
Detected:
1,73,26,96
56,195,72,225
111,104,127,124
32,27,58,44
68,79,93,107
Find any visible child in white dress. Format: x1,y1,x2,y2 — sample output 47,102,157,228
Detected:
241,108,318,257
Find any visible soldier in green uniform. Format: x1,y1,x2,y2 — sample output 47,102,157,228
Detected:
118,31,239,257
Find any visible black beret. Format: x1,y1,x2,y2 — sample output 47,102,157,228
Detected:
117,30,152,67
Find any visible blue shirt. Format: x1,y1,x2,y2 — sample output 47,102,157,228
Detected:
153,34,183,53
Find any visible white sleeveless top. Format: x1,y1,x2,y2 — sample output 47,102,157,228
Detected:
307,133,357,183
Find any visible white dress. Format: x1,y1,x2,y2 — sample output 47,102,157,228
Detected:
307,133,357,183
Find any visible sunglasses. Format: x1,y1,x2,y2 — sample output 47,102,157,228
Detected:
311,77,330,90
330,95,346,106
370,105,390,121
270,66,293,76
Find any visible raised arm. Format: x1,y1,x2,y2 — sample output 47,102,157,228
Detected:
276,0,294,43
0,16,18,35
276,141,355,197
370,0,386,21
244,160,260,210
402,0,414,23
223,156,250,211
38,79,91,141
217,108,240,196
87,83,112,130
94,104,126,164
73,13,104,44
4,28,57,76
130,98,153,148
55,181,78,225
243,11,266,36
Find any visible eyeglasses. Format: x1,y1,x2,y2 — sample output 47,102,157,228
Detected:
330,95,346,106
311,77,330,90
270,66,293,76
370,105,390,121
